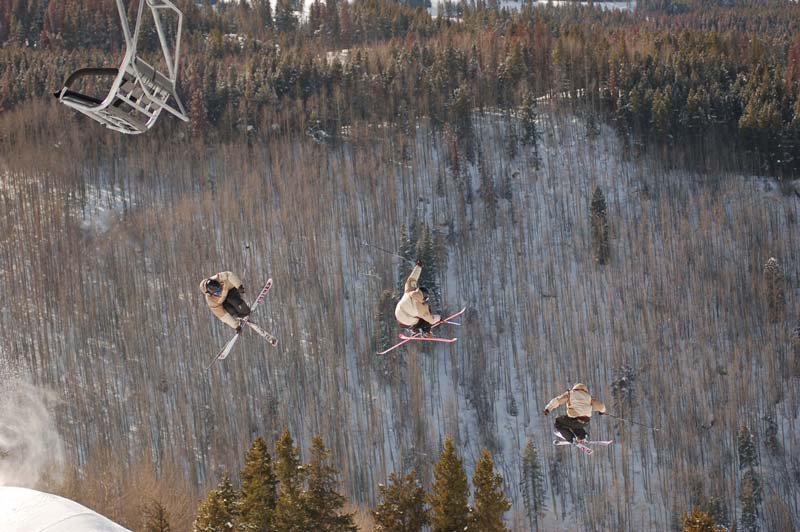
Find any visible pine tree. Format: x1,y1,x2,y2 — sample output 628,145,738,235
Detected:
142,500,172,532
193,474,236,532
372,471,429,532
763,257,785,323
682,507,724,532
274,429,308,531
737,424,762,532
792,322,800,377
237,436,278,532
399,217,419,263
763,413,779,455
520,440,545,530
740,469,762,532
274,0,297,33
520,91,541,169
303,435,357,531
737,425,757,469
591,186,610,265
478,150,497,229
415,224,440,305
428,436,470,532
471,448,511,532
375,289,396,360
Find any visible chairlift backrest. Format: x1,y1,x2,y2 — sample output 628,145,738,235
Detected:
54,0,189,135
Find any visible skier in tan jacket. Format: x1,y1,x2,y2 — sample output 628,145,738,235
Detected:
395,261,441,335
544,383,606,442
200,271,250,332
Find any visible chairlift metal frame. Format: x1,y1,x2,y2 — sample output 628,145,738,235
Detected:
54,0,189,134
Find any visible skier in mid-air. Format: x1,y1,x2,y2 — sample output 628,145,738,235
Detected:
395,261,441,336
200,271,250,333
544,383,606,442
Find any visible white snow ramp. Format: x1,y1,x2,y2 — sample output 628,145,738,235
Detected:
0,486,130,532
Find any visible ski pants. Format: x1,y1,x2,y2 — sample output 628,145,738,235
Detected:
222,288,251,319
412,318,434,334
554,415,590,442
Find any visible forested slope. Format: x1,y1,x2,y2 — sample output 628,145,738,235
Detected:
1,98,799,530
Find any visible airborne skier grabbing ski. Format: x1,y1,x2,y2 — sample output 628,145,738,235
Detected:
200,271,251,332
544,383,606,443
395,261,441,336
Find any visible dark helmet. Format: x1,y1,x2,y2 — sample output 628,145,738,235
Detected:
206,279,222,296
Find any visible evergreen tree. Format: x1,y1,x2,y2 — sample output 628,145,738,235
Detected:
252,0,272,31
428,436,470,532
142,500,172,532
274,429,308,531
792,322,800,377
274,0,297,33
399,217,419,264
590,186,610,265
763,257,785,323
478,149,497,229
682,507,724,532
450,85,473,146
193,474,236,532
471,448,511,532
740,469,762,532
415,224,440,306
237,436,279,532
520,439,545,531
763,413,779,455
375,289,397,360
737,424,762,532
737,424,757,469
520,91,541,169
373,471,429,532
304,435,357,531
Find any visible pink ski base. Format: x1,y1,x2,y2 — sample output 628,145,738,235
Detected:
398,334,457,343
377,307,465,355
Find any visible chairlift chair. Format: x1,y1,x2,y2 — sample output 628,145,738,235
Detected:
54,0,189,134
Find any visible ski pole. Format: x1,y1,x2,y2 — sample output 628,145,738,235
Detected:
605,413,660,432
360,239,415,266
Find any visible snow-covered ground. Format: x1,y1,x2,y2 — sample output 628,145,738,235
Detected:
0,487,130,532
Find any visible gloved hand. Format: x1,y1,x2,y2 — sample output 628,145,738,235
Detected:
543,409,549,416
416,260,423,267
598,411,605,416
239,284,245,294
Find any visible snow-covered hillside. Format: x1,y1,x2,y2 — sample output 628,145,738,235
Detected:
1,108,799,530
0,487,130,532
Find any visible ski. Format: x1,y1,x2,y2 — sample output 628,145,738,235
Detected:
398,334,457,343
206,279,273,370
553,440,612,447
553,431,595,455
377,307,466,355
244,321,278,347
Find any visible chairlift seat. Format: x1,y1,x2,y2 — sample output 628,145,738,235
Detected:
54,0,188,135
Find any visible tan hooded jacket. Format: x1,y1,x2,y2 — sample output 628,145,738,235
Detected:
545,383,606,419
200,271,245,329
394,264,440,327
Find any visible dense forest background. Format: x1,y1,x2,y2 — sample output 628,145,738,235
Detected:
1,0,800,530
